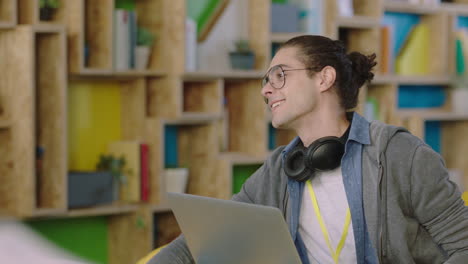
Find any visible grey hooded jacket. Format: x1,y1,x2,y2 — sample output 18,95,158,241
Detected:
148,120,468,264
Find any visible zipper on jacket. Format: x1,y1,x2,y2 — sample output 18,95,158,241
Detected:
378,161,387,263
282,183,288,220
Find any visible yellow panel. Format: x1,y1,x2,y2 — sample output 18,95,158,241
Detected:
68,81,122,171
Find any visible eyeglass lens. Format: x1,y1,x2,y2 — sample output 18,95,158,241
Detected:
262,65,285,89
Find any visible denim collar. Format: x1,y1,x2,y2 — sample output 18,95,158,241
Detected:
282,112,370,157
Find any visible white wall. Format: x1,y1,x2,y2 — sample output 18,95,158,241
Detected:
195,0,249,72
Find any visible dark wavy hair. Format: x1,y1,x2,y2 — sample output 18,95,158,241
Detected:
281,35,377,110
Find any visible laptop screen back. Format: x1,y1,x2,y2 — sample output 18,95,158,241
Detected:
167,192,302,264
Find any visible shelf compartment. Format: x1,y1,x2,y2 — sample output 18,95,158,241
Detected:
84,0,113,70
35,26,68,211
18,0,67,25
380,11,449,76
0,0,17,28
176,124,224,198
183,79,223,115
109,208,153,264
136,0,184,72
225,80,268,156
0,25,67,216
153,211,181,249
64,0,113,73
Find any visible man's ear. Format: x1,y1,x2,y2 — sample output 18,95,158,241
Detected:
318,66,336,92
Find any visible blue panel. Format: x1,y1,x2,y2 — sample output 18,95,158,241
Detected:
425,121,441,153
398,85,446,108
268,122,276,150
382,12,420,56
164,125,178,168
457,16,468,29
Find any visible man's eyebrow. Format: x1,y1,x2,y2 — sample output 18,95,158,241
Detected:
267,63,290,71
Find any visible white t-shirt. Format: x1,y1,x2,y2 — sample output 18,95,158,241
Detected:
299,166,357,264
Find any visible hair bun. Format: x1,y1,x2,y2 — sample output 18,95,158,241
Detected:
347,52,377,87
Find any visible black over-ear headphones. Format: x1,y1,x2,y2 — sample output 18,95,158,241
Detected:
283,127,350,182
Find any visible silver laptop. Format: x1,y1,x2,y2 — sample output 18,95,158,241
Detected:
167,192,302,264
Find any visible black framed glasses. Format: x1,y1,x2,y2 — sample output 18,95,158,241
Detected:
261,65,312,89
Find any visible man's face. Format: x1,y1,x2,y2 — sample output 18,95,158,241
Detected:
261,47,320,129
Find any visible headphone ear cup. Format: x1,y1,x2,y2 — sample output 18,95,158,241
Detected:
284,146,312,182
305,137,344,172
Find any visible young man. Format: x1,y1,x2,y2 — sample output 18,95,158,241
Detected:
147,35,468,264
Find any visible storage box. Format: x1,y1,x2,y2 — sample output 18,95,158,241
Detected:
68,171,116,208
271,4,299,33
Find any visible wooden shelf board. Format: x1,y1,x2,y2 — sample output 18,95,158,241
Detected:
151,204,172,213
373,74,451,85
70,70,167,80
65,204,139,218
336,16,380,29
31,208,67,218
0,120,11,129
31,24,65,33
219,152,267,165
397,110,468,121
183,70,264,81
440,3,468,15
270,32,305,43
163,113,223,125
0,22,15,29
383,2,440,14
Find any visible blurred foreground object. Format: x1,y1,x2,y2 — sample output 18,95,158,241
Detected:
0,220,92,264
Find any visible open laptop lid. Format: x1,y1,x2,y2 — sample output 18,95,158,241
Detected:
167,192,302,264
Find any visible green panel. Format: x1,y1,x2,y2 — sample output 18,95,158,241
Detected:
186,0,224,37
26,217,108,264
115,0,135,10
232,164,262,194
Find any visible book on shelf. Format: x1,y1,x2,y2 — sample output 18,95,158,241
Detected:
113,9,137,71
382,12,420,60
395,23,430,75
289,0,323,34
337,0,353,17
455,29,468,75
380,25,394,74
140,143,150,202
185,17,197,72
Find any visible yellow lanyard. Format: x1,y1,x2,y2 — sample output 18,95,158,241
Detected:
306,180,351,264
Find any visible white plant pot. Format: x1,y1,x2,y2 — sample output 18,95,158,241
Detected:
135,46,151,70
452,88,468,113
165,168,189,193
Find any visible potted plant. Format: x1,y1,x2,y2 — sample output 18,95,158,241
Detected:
67,155,127,208
96,154,128,201
164,165,189,194
229,39,256,70
135,27,156,70
39,0,59,21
